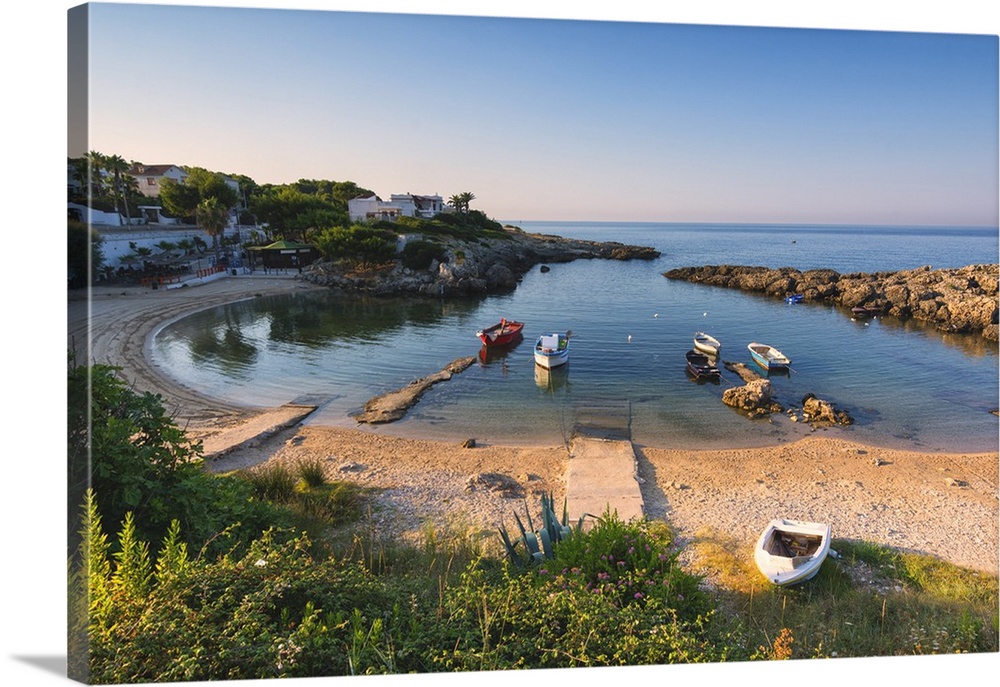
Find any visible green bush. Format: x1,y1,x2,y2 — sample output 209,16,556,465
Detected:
296,457,328,488
435,515,722,670
315,225,397,264
400,239,446,270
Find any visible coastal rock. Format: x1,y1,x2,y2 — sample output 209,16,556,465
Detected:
663,263,999,340
465,472,524,498
800,393,854,427
722,379,782,417
304,226,659,299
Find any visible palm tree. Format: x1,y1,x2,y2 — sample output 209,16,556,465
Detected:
105,154,133,226
448,191,476,213
196,197,231,264
85,150,107,200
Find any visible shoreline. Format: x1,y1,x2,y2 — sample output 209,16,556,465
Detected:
67,275,999,574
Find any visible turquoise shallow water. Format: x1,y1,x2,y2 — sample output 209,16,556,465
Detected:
152,222,999,452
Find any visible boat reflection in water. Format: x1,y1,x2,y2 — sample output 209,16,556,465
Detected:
477,337,524,367
534,362,570,391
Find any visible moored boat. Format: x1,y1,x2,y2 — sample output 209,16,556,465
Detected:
534,332,570,369
693,331,721,357
785,293,804,304
477,318,525,347
748,342,790,370
851,306,880,318
685,349,720,379
754,518,831,586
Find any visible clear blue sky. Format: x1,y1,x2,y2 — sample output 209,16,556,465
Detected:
1,7,998,687
77,2,999,226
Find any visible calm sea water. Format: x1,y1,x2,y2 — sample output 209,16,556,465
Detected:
152,222,999,452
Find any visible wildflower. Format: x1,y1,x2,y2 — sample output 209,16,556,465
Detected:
634,592,644,599
255,559,267,567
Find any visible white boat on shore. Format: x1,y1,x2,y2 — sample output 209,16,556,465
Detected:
534,332,570,369
754,518,831,586
693,331,721,357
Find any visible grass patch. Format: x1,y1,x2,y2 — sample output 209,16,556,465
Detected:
236,460,372,540
683,528,999,659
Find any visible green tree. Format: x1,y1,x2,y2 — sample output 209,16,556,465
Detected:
159,167,240,223
252,185,348,239
158,177,201,221
185,167,240,208
196,196,231,262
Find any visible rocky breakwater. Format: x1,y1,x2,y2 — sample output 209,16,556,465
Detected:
303,227,660,298
664,263,999,341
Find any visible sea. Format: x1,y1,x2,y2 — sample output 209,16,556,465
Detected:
151,222,1000,452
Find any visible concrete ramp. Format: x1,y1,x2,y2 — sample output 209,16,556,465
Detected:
200,403,318,458
571,397,632,440
565,436,644,527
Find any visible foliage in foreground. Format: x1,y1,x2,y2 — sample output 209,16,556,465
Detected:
69,357,997,681
67,360,285,560
79,508,725,682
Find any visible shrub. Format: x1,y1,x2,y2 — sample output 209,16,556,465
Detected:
400,239,446,270
242,462,298,502
436,514,720,671
296,457,327,488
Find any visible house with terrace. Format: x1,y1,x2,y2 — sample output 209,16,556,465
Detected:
348,192,449,222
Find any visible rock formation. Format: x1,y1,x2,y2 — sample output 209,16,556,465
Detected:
722,378,783,417
303,226,660,298
663,264,999,341
797,393,854,427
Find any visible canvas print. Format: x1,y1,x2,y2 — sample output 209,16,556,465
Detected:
65,2,998,685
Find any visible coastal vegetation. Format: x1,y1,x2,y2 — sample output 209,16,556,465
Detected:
68,151,514,288
68,360,998,683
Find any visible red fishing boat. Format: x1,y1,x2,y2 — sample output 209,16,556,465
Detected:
477,318,525,347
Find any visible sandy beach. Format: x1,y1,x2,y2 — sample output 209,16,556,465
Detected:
67,275,999,574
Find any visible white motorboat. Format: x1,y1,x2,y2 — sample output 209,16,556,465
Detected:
534,332,569,369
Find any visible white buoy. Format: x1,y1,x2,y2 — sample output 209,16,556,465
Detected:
703,312,708,317
654,313,659,318
627,334,633,343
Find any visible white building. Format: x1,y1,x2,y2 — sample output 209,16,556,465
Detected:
347,192,448,222
128,164,188,197
347,195,402,222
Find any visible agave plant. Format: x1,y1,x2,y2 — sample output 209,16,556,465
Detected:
498,492,589,566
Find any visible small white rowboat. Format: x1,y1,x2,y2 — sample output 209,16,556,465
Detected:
693,331,721,357
754,518,831,586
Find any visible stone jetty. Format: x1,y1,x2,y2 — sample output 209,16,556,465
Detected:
664,263,998,341
353,356,476,424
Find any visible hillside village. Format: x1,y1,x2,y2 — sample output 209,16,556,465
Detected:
67,153,467,286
